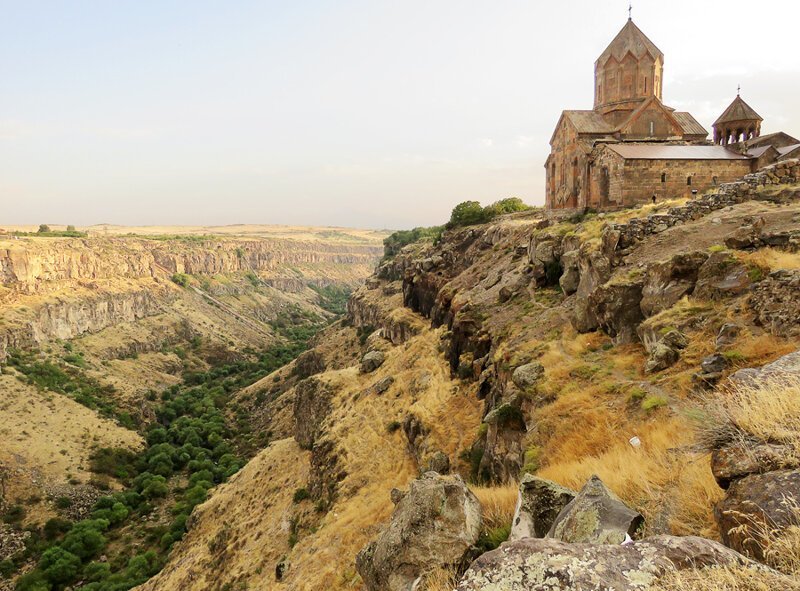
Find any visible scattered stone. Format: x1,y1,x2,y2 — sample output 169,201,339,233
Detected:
644,342,679,374
701,353,727,374
511,362,545,391
457,535,756,591
715,323,741,348
548,475,643,544
372,376,394,395
356,473,482,591
360,350,386,373
510,475,576,540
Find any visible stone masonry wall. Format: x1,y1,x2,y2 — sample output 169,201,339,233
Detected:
619,158,753,204
603,159,800,255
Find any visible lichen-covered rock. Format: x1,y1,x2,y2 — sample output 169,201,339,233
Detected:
548,475,643,544
510,475,576,540
572,248,612,333
644,342,679,374
360,350,386,373
425,451,451,474
372,376,395,395
715,322,741,348
559,250,580,295
511,362,545,391
356,473,482,591
479,404,526,483
457,535,756,591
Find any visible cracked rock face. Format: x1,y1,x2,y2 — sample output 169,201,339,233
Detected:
356,472,482,591
457,535,755,591
548,475,643,544
510,475,576,540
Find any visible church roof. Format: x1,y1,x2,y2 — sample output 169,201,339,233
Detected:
714,95,763,125
778,143,800,156
672,112,708,136
607,144,751,160
596,19,663,65
562,110,615,134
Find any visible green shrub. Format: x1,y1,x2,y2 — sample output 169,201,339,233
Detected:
293,488,311,503
38,224,51,233
55,496,72,509
382,226,444,258
2,504,25,524
641,395,668,411
386,420,402,433
171,273,190,287
476,523,511,552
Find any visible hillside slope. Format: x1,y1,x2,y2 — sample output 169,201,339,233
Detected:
139,166,800,590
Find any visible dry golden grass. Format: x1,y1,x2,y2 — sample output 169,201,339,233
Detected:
537,416,722,537
652,566,800,591
698,374,800,458
653,501,800,591
470,483,519,531
420,566,459,591
741,247,800,272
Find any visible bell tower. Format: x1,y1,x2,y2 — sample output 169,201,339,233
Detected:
713,91,763,146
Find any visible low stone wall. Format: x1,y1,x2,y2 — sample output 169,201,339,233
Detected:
602,159,800,255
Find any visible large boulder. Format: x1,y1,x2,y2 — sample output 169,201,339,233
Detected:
478,404,526,483
588,279,645,344
644,342,679,374
558,250,580,295
548,475,643,544
457,535,755,591
640,251,708,317
355,473,482,591
715,468,800,560
510,475,576,540
360,350,386,373
728,349,800,388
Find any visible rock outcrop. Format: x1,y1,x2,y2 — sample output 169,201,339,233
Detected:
457,535,756,591
749,270,800,337
356,473,482,591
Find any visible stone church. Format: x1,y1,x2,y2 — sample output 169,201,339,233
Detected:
545,18,799,212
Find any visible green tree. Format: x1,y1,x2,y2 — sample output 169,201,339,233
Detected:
448,201,491,228
66,225,76,232
37,224,51,233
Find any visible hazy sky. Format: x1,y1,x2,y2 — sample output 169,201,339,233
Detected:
2,1,799,229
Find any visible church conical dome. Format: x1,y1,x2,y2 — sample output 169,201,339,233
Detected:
596,19,664,66
713,95,763,126
594,19,664,114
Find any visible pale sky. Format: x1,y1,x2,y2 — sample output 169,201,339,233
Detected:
2,0,799,229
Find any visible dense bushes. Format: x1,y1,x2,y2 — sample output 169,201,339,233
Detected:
447,197,530,229
309,284,352,315
382,226,444,258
